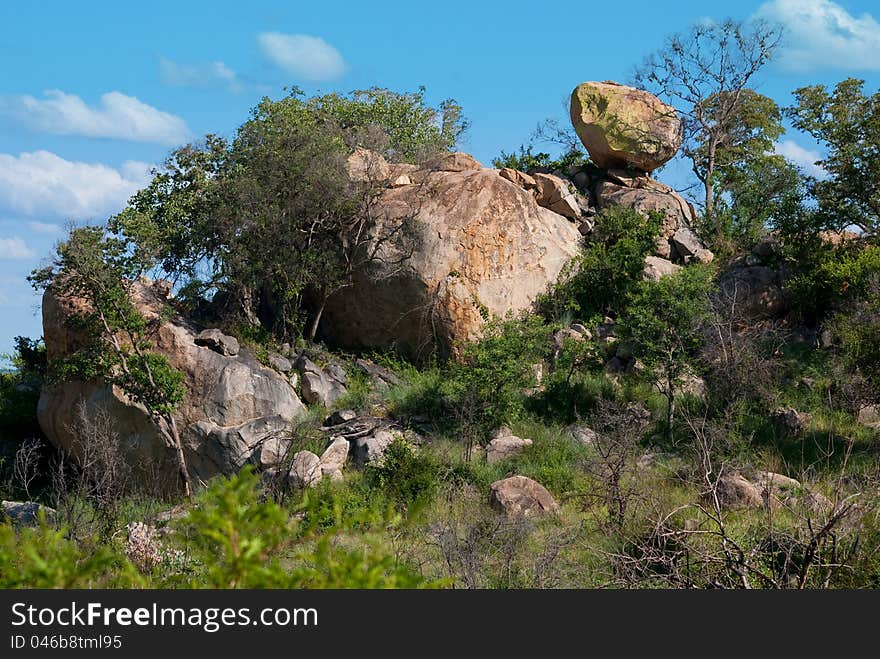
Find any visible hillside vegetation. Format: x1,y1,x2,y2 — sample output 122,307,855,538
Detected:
2,18,880,589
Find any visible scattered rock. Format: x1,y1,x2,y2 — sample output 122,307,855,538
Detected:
533,172,582,220
268,354,292,373
643,255,681,281
498,167,538,191
257,435,290,468
771,407,812,435
194,328,240,357
489,475,559,518
1,501,55,526
718,265,786,318
288,451,322,488
570,81,682,172
295,355,348,407
426,151,483,172
716,472,765,509
319,437,350,478
353,358,402,392
716,470,831,512
325,409,358,426
595,178,695,240
486,429,533,464
857,405,880,430
670,227,714,264
570,425,599,447
352,429,396,465
346,147,391,182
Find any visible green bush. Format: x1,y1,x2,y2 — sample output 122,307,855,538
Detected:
540,206,661,322
366,438,438,509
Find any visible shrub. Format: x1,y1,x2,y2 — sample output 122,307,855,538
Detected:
366,438,438,508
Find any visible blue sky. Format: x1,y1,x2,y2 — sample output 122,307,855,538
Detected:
1,0,879,360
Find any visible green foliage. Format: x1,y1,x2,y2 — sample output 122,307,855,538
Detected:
828,279,880,393
540,206,661,321
29,226,184,421
0,521,143,588
787,78,880,233
180,466,289,588
445,315,550,435
0,337,45,437
493,144,589,174
366,438,438,508
620,265,715,436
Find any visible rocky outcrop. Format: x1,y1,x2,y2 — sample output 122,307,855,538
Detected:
533,173,583,220
38,281,306,489
570,81,682,172
294,355,348,407
288,451,322,488
489,475,559,518
321,162,582,360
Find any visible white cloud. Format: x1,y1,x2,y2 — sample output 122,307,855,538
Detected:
0,90,191,144
258,32,346,80
0,237,36,260
756,0,880,71
775,139,828,178
160,57,242,93
26,221,64,235
0,151,153,221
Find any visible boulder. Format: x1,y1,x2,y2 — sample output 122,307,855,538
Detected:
595,178,694,240
489,475,559,518
570,81,682,172
671,227,714,264
324,409,358,426
771,407,812,435
1,501,56,526
718,265,786,318
319,437,350,478
643,255,681,281
486,429,533,464
857,405,880,430
352,429,396,465
498,167,538,191
716,471,831,512
257,434,290,468
570,425,599,448
320,164,582,360
38,282,306,490
288,451,322,488
346,147,392,182
426,151,483,172
353,358,403,392
194,329,240,357
716,472,765,509
268,354,292,373
533,173,581,220
295,355,348,407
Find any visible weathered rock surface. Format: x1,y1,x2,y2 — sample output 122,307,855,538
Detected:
671,227,714,264
643,255,681,281
38,282,306,488
194,329,240,356
319,437,350,479
595,177,696,241
1,501,56,526
718,264,786,318
533,172,582,220
716,471,831,512
771,407,812,435
857,405,880,430
570,81,682,172
486,428,533,464
498,167,537,191
570,425,599,448
295,355,348,407
321,164,582,360
288,451,322,488
489,475,559,518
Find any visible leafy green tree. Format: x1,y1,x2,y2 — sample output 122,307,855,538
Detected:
635,18,783,217
29,227,192,496
620,265,715,439
112,87,462,342
540,206,661,322
787,78,880,233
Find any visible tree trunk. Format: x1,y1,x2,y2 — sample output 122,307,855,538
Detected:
166,414,193,498
704,142,716,218
307,295,327,343
666,376,676,442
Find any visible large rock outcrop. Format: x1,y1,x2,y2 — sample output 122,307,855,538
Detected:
570,81,682,172
320,156,582,359
38,281,306,489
